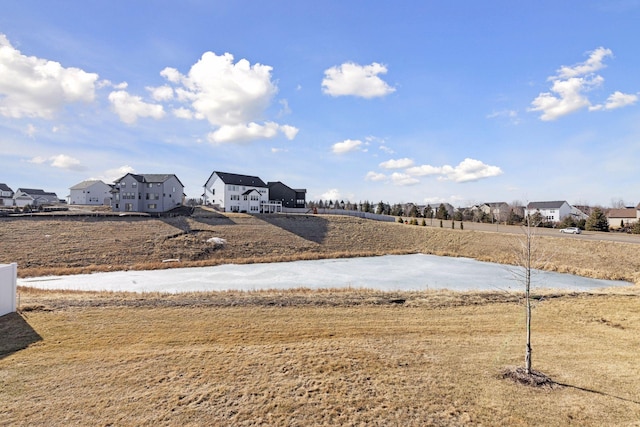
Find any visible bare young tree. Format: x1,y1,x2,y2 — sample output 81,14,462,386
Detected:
510,214,547,375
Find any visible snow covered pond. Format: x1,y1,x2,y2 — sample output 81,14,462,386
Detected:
18,254,631,294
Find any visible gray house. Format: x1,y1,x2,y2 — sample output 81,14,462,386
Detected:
267,181,306,209
13,188,59,208
111,173,184,213
0,183,14,207
69,180,112,205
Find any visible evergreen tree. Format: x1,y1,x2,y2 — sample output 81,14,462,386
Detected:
436,203,449,220
585,207,609,232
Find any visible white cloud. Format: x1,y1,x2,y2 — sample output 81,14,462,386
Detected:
365,171,387,182
379,158,414,169
147,85,174,101
603,91,638,110
529,47,636,121
280,124,299,140
28,156,47,164
0,33,99,119
95,165,136,183
108,90,165,124
322,62,395,98
390,172,420,186
172,107,194,119
207,121,297,144
318,188,341,201
391,172,420,186
406,158,503,183
332,139,363,154
379,145,395,154
50,154,84,170
160,52,277,126
557,47,612,79
29,154,84,171
405,164,443,176
154,51,296,144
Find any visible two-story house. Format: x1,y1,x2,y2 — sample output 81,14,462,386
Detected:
267,181,306,209
524,201,576,222
203,171,269,213
0,184,14,207
13,188,59,208
111,173,184,213
69,180,113,205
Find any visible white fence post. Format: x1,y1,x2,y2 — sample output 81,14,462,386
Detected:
0,263,17,316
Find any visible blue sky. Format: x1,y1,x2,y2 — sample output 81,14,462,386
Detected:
1,1,639,207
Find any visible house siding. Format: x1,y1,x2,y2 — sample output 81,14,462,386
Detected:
69,181,112,205
112,174,184,213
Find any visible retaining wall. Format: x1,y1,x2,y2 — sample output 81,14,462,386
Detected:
0,263,17,317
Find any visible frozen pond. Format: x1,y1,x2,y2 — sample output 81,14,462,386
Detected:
18,254,631,294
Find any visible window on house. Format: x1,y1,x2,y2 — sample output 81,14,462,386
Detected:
148,204,157,209
132,182,137,187
121,182,126,188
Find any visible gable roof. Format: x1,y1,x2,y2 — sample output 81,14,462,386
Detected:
607,208,637,219
210,171,266,187
115,173,184,187
526,201,568,209
0,183,13,193
70,180,108,190
16,188,58,197
268,181,307,194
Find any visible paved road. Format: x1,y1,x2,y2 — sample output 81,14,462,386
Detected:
427,219,640,245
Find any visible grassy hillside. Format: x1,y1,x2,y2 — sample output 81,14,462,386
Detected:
1,210,640,283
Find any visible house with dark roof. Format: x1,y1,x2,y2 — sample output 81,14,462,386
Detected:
69,180,113,205
267,181,306,209
523,201,587,222
111,173,184,213
13,188,59,208
0,183,14,207
203,171,268,213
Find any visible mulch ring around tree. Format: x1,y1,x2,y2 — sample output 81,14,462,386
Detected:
501,366,561,390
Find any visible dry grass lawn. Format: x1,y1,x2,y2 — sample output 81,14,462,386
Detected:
1,211,640,425
2,288,640,426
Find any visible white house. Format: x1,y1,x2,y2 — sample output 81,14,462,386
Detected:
524,201,573,222
69,180,112,205
13,188,60,208
203,171,269,213
0,183,14,207
111,173,185,213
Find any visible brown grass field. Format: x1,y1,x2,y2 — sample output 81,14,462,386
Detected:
1,211,640,425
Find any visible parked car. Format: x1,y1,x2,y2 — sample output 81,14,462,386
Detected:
560,227,581,234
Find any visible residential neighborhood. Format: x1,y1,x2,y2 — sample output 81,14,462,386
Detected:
1,175,639,232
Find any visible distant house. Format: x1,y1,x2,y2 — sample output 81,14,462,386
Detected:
479,202,509,222
69,180,112,205
13,188,59,208
0,183,14,207
607,207,638,229
111,173,185,213
203,171,269,213
524,201,576,222
423,203,455,218
268,181,307,209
